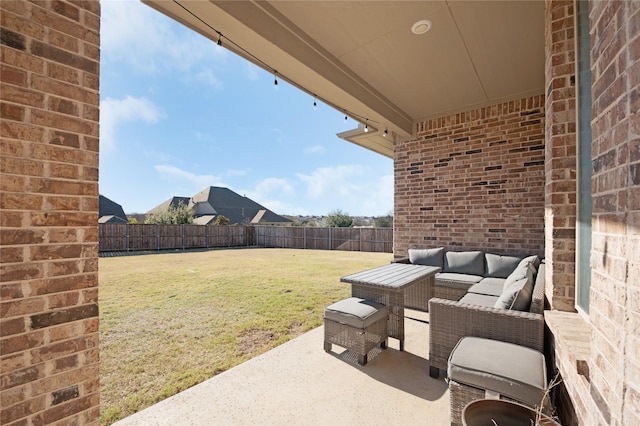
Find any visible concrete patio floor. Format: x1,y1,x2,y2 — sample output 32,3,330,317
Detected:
114,309,450,425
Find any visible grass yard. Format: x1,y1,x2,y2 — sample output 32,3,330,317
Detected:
99,248,392,425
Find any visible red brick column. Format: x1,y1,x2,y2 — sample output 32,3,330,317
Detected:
587,1,640,424
544,0,577,311
1,1,101,424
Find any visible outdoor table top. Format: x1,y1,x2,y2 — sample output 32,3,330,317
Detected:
340,263,440,289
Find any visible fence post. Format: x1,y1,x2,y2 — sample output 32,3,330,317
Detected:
329,227,332,251
182,224,185,251
126,223,130,252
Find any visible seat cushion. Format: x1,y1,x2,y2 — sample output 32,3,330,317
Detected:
436,272,483,288
448,337,547,407
467,277,506,297
458,292,499,308
485,253,524,278
409,247,445,267
324,297,388,329
443,251,485,275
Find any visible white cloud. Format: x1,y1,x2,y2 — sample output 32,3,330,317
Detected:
255,178,295,195
100,96,164,152
296,165,365,198
155,164,225,189
101,0,225,86
295,166,393,216
304,145,326,155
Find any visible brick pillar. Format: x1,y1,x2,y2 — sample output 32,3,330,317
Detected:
544,0,577,311
1,1,100,424
587,1,640,424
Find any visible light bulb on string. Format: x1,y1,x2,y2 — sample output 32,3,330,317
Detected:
313,96,317,109
383,129,388,137
217,33,222,46
274,71,278,86
364,119,369,132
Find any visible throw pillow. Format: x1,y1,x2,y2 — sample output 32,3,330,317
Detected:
494,276,534,311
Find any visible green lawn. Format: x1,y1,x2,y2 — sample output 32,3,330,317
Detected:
99,248,392,425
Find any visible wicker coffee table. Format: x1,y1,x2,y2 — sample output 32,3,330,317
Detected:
340,263,440,351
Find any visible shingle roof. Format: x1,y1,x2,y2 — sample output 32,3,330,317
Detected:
99,195,128,223
146,187,292,225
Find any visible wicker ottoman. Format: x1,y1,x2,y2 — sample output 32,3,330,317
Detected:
324,297,388,365
447,337,550,426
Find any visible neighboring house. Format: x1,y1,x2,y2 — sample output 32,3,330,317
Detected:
146,186,293,226
98,195,128,224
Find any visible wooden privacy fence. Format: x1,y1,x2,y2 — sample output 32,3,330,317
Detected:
99,223,253,253
99,224,393,253
254,226,392,253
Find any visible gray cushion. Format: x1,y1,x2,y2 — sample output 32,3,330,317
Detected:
443,251,485,275
408,247,445,267
448,337,547,407
436,272,484,288
494,272,534,311
459,293,499,308
467,277,506,297
485,253,524,278
324,297,388,329
503,255,540,288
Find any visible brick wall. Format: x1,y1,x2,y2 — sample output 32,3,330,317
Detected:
544,0,578,312
0,1,101,424
587,0,640,424
394,95,546,258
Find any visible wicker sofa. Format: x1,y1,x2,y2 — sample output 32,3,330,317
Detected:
396,248,545,378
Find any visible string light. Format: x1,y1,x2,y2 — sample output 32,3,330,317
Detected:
172,1,384,134
383,129,388,137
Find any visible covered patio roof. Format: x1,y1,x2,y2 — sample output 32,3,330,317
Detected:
142,1,545,157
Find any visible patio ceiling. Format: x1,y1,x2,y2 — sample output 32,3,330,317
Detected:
142,1,545,158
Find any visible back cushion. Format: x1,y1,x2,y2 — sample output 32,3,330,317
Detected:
494,270,535,311
503,255,541,288
408,247,445,267
485,253,524,278
443,251,485,275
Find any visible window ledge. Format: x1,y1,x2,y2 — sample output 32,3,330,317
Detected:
545,310,591,380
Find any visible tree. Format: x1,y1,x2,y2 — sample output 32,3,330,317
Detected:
144,202,193,225
322,209,353,227
374,215,393,228
212,215,229,226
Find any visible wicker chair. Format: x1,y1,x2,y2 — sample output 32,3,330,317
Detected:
428,263,546,378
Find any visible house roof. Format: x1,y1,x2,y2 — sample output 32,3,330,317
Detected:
146,196,191,216
142,1,544,158
147,187,292,225
191,186,292,225
99,195,128,223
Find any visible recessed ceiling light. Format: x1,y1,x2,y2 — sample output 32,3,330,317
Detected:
411,19,432,35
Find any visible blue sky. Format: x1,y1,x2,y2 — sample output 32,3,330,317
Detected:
99,0,393,217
